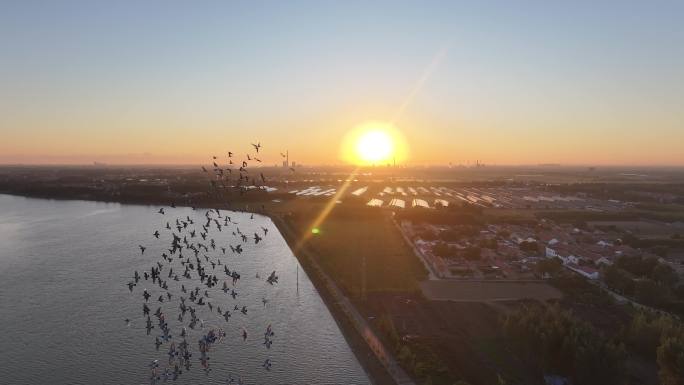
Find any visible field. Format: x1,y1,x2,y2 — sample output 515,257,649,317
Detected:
420,280,562,302
360,294,544,385
266,198,667,385
274,199,428,296
588,220,684,239
272,200,568,384
3,167,677,384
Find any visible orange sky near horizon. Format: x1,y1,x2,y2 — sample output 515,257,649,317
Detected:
2,103,682,166
2,118,682,166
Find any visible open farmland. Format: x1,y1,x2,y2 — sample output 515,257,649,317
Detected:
279,200,428,295
420,280,562,302
360,294,546,385
588,220,684,238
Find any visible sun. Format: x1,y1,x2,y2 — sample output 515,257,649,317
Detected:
340,121,408,166
356,130,393,163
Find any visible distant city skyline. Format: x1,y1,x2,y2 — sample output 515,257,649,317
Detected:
1,1,683,166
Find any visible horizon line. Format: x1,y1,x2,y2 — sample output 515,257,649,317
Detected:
2,162,684,169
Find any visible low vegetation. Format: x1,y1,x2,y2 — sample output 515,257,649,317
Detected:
503,302,684,385
502,304,626,385
376,313,453,385
603,254,684,315
277,194,684,385
283,202,427,295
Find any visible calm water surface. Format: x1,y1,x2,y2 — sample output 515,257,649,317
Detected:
0,194,370,384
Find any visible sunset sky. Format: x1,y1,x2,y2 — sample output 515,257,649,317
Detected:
1,1,683,166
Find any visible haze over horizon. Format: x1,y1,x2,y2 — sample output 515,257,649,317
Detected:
2,1,683,166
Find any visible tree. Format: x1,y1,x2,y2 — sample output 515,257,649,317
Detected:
675,284,684,300
502,304,625,385
603,265,635,295
398,345,416,368
479,238,497,249
635,279,670,307
536,258,563,277
617,255,658,278
418,229,438,241
657,333,684,385
438,229,461,241
625,312,675,358
519,240,539,253
653,245,669,258
432,242,453,258
652,263,679,287
574,338,626,385
463,246,481,261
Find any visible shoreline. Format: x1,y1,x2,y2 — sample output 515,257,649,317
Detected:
0,191,399,385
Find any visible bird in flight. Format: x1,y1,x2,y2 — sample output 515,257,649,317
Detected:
121,141,281,382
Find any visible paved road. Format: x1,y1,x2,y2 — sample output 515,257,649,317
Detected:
393,218,440,280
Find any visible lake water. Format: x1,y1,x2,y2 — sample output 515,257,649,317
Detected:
0,194,370,384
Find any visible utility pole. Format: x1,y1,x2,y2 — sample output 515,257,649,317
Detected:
361,254,367,301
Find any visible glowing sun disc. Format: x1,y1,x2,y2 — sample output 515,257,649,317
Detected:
356,130,393,163
340,121,408,166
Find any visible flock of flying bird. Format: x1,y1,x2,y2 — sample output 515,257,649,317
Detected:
125,144,291,383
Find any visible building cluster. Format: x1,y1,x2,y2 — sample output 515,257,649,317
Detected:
401,221,544,279
401,219,661,282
